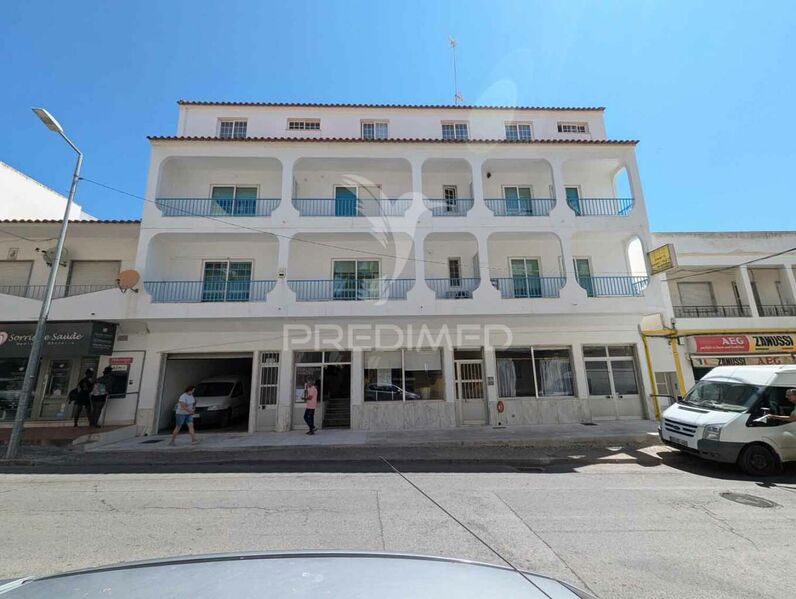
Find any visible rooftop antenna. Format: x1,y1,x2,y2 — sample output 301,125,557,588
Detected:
449,36,463,105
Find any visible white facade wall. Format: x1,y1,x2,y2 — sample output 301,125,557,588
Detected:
0,162,92,221
177,104,608,140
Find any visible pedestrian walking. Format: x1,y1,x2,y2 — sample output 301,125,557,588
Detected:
304,379,318,435
72,368,94,427
89,366,112,428
169,385,199,446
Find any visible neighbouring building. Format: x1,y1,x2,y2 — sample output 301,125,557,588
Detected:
654,231,796,390
0,161,94,221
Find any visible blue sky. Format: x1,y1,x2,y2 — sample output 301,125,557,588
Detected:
1,0,793,231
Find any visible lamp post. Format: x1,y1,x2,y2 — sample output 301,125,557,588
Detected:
4,108,83,460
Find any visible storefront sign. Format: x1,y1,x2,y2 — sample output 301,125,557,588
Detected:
0,321,117,358
109,356,133,365
693,334,796,353
647,244,677,275
691,354,795,368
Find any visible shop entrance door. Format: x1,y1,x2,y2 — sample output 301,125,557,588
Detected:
35,359,74,419
455,359,487,425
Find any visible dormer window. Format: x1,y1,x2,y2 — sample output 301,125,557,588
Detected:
219,120,247,139
557,122,589,134
288,118,321,131
441,122,469,140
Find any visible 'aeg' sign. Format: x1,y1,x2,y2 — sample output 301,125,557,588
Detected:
694,334,796,353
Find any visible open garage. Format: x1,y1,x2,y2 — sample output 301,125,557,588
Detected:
156,353,254,433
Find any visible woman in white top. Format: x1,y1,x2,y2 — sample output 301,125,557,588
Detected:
169,385,199,446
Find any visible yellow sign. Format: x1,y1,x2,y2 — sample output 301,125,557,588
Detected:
647,244,677,275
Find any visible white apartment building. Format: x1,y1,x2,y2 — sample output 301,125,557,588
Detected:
122,100,668,435
653,231,796,391
1,101,675,436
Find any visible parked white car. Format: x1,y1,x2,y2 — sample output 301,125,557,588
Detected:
659,365,796,475
189,376,249,428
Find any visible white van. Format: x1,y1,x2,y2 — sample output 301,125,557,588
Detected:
190,376,249,427
660,365,796,475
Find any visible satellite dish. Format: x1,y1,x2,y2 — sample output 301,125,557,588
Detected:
41,247,69,267
116,269,141,293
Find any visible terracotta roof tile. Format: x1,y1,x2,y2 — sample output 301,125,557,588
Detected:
0,219,140,224
148,136,637,145
177,100,605,111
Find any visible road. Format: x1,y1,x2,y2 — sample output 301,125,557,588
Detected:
1,445,794,599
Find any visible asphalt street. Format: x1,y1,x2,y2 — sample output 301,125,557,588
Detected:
1,445,795,599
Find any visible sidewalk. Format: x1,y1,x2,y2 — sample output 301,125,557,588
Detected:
91,420,659,453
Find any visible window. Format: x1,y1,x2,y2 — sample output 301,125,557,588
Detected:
288,119,321,130
503,186,533,215
678,282,715,307
441,122,469,140
448,258,462,287
361,121,388,139
210,185,258,216
557,122,588,134
510,258,541,298
259,352,280,407
0,261,33,297
442,185,458,212
505,122,533,141
364,349,445,401
202,260,252,302
574,258,593,297
731,281,745,311
219,120,247,139
583,345,640,397
66,260,121,296
496,348,574,398
332,259,380,300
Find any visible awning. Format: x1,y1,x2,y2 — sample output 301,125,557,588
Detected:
0,321,116,358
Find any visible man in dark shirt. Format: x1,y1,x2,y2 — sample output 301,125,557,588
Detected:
73,368,94,427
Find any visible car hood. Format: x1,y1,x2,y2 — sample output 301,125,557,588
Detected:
662,403,742,426
193,395,231,406
0,552,594,598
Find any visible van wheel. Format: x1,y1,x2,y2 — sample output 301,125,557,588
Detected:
737,444,780,477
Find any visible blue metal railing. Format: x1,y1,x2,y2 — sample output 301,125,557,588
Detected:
0,284,116,300
567,197,635,216
144,280,277,303
423,198,474,216
485,198,555,216
155,198,280,217
577,275,649,297
490,277,566,299
292,198,411,217
288,279,414,301
674,305,751,318
760,304,796,317
425,278,481,299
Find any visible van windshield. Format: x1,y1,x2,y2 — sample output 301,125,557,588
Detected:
194,382,234,397
681,380,764,412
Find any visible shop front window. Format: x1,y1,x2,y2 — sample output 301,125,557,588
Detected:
583,345,640,397
497,348,574,398
0,358,28,421
363,349,444,401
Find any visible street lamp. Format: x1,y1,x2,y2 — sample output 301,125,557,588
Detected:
4,109,83,460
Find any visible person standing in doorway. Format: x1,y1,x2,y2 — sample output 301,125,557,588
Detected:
169,385,199,446
89,366,112,428
73,368,94,427
304,379,318,435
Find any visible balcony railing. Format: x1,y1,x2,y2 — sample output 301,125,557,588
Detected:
288,279,414,301
424,198,474,216
577,275,649,297
490,276,566,299
760,304,796,317
673,305,751,318
485,198,555,217
155,198,280,217
567,197,634,216
292,198,411,217
0,284,116,300
144,280,277,303
426,278,481,299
